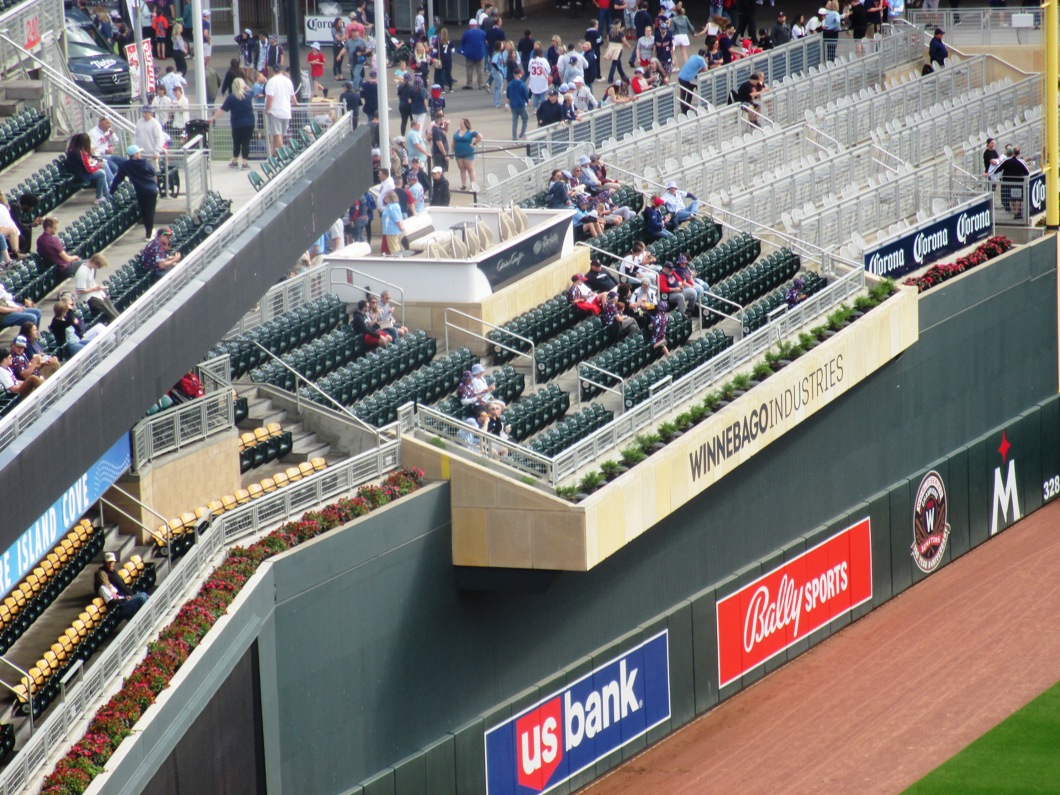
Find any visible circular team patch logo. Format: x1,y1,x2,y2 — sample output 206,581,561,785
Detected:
912,470,951,573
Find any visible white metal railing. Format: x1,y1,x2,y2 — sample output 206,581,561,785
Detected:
0,115,356,459
225,266,332,338
956,106,1043,176
0,441,400,795
130,390,234,472
0,0,64,77
408,268,865,486
907,7,1045,45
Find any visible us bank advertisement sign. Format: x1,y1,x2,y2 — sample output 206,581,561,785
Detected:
864,197,993,278
484,631,670,795
0,433,131,594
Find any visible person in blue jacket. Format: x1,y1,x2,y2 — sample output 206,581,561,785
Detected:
644,196,674,241
460,19,487,90
507,67,531,139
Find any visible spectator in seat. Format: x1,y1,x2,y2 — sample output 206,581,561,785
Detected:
65,134,109,204
661,180,700,226
88,117,123,181
457,369,492,415
18,322,58,377
95,567,147,621
98,552,137,598
11,193,40,256
351,299,390,346
573,197,605,238
674,254,708,300
658,261,697,316
644,196,674,241
648,300,669,355
37,217,81,277
629,277,659,326
485,400,510,456
469,363,497,403
0,194,25,264
134,105,165,169
75,254,121,322
567,273,603,316
74,255,117,320
547,169,573,209
0,284,39,329
10,333,58,381
50,298,88,359
585,258,618,292
601,290,638,339
0,347,42,399
140,228,183,279
111,146,160,241
377,291,409,337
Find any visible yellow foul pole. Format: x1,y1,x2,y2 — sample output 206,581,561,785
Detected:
1046,0,1058,229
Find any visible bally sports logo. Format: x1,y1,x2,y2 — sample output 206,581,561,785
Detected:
716,519,873,688
484,632,670,795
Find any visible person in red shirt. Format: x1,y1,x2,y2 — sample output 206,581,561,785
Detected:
630,66,650,94
152,11,169,60
657,261,697,316
307,42,328,98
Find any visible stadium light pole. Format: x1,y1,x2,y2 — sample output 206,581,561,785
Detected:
191,0,207,108
1046,0,1058,230
375,0,390,161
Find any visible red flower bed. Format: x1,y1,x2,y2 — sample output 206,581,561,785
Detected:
904,236,1014,293
41,467,425,795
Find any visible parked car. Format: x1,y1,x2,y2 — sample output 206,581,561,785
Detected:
64,8,131,105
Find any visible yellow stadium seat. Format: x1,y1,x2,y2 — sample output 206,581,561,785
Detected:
273,471,290,489
235,489,251,504
311,457,327,472
267,422,282,437
221,494,239,512
240,431,256,450
260,477,277,493
253,427,270,445
286,466,303,483
208,499,226,516
247,483,264,500
298,462,315,479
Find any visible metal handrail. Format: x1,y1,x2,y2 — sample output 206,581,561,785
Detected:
130,390,235,470
249,341,384,446
443,307,537,389
99,497,170,551
0,657,32,735
577,361,626,409
327,265,406,328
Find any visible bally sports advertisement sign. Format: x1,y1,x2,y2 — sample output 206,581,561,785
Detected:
864,197,993,279
484,632,670,795
716,519,873,688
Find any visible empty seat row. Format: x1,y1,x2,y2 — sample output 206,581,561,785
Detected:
579,310,693,400
213,294,348,378
504,384,571,442
488,294,581,365
0,108,49,172
535,315,612,382
9,154,81,217
690,232,761,285
433,365,526,418
645,217,721,263
623,329,734,408
529,403,614,457
304,333,441,409
741,272,828,335
248,124,323,191
0,252,62,307
239,423,294,473
591,215,646,260
0,519,104,656
703,248,801,327
59,183,140,259
14,556,153,719
156,458,328,558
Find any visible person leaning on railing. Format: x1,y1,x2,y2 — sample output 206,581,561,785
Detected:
110,145,161,241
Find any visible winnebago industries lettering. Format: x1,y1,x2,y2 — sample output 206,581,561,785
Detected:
689,354,844,481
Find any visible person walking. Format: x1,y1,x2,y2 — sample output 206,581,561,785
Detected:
264,64,297,155
507,67,531,139
209,77,255,170
110,145,160,241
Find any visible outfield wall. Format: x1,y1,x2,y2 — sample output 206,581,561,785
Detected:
90,238,1060,794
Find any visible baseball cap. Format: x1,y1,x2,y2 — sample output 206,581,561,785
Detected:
572,273,587,281
244,27,252,34
369,69,378,77
345,80,355,89
634,67,644,74
590,259,603,267
468,18,478,24
653,196,665,206
607,291,617,298
158,227,173,237
431,165,443,173
666,181,677,189
311,42,321,50
140,105,153,113
559,83,570,92
548,87,558,95
462,370,472,379
934,27,944,34
12,335,26,347
471,363,486,374
104,552,116,563
126,144,143,155
614,79,622,86
202,9,211,15
561,169,572,178
573,76,584,83
818,6,827,12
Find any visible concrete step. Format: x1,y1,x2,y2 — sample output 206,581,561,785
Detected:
0,79,43,101
0,99,24,117
286,439,331,463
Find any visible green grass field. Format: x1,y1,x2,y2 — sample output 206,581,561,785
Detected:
904,680,1060,794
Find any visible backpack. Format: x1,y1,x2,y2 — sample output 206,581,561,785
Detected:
363,191,377,214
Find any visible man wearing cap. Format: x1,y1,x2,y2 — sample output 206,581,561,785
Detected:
140,228,182,278
461,18,487,90
457,368,490,415
661,180,700,227
658,261,697,316
507,67,531,139
645,196,674,241
88,116,124,180
264,33,284,71
430,166,451,207
771,12,791,45
929,28,948,69
96,552,147,621
111,145,160,241
566,273,603,316
36,217,80,277
602,290,638,339
360,69,379,119
561,44,588,85
339,26,369,88
134,105,164,168
734,71,766,125
10,334,57,381
571,77,597,114
237,27,256,67
199,9,212,66
586,258,619,292
469,363,496,405
677,48,708,111
407,172,426,213
536,88,564,126
0,347,41,400
265,64,297,156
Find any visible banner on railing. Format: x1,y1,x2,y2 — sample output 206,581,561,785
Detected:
863,197,993,278
3,433,130,594
125,41,154,101
1029,172,1046,216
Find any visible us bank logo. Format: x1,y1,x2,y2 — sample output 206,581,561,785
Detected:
484,632,670,795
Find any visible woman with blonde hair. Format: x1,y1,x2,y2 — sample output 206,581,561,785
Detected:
209,77,256,169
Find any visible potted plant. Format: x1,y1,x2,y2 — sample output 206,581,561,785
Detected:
731,372,752,397
555,485,580,502
621,446,647,467
798,331,817,352
579,471,605,495
811,323,830,342
852,294,876,318
674,411,694,432
764,348,782,370
657,421,679,443
600,460,622,481
717,381,736,407
751,361,773,385
635,431,665,454
702,391,720,414
688,403,708,424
